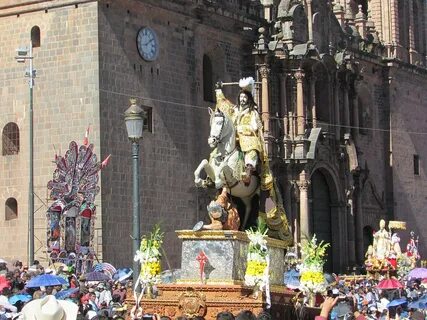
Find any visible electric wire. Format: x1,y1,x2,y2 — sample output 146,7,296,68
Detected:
98,88,427,136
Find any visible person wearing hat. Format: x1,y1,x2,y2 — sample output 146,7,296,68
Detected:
215,77,272,188
22,295,78,320
97,282,112,307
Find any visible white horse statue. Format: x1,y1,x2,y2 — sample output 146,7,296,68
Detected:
194,108,259,229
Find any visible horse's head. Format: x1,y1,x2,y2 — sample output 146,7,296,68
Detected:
208,108,227,148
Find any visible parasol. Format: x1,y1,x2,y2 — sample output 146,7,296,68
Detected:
408,268,427,279
377,278,403,290
92,262,117,278
55,287,80,300
113,268,133,283
408,300,427,310
83,271,111,282
0,258,7,264
26,274,68,288
9,294,32,304
387,298,407,308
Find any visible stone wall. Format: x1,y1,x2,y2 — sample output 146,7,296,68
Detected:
0,1,100,264
389,64,427,258
97,0,257,268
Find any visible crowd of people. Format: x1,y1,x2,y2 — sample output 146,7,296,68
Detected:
1,258,426,320
0,260,128,320
304,276,427,320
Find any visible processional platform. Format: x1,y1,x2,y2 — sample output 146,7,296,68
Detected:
126,230,296,319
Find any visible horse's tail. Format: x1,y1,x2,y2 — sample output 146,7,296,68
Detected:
259,180,293,246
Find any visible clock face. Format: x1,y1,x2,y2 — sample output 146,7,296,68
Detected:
137,27,159,61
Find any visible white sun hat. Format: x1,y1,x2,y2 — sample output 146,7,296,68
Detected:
21,295,78,320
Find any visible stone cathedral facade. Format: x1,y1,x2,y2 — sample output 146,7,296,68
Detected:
0,0,426,272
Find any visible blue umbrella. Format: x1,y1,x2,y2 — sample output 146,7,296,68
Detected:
408,300,427,310
55,287,80,300
26,274,68,288
84,271,111,282
9,294,32,304
387,298,407,308
113,268,133,282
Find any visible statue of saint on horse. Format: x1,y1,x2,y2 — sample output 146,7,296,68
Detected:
194,77,292,244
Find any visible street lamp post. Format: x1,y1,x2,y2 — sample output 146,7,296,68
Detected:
124,98,146,278
15,43,36,265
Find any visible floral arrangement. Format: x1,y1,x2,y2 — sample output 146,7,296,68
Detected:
244,227,269,289
134,224,164,286
298,235,329,297
397,254,413,278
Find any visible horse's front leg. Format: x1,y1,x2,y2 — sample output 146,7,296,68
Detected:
213,162,226,189
194,159,209,187
240,196,252,230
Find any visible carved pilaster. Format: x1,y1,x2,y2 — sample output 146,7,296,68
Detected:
297,170,311,241
295,69,305,136
306,0,313,43
309,75,317,129
259,64,270,134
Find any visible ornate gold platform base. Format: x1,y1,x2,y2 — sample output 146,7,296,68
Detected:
125,284,297,320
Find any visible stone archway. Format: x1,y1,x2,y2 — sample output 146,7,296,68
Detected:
311,170,333,272
310,167,342,273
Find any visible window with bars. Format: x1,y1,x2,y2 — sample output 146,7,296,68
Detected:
5,198,18,221
2,122,20,156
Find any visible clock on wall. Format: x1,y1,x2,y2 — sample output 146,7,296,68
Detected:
136,27,159,61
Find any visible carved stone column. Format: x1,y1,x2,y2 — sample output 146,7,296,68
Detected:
259,64,270,134
343,76,350,135
309,75,317,128
351,89,359,136
346,185,356,268
354,175,364,263
307,0,313,43
334,75,341,139
407,0,416,64
295,69,306,136
280,74,288,137
297,170,311,243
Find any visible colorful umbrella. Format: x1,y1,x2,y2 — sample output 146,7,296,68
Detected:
84,271,111,282
377,278,403,290
92,262,117,278
408,268,427,279
26,274,68,288
55,287,80,300
9,294,32,304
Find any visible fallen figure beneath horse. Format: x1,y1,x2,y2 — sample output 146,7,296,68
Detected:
193,77,293,244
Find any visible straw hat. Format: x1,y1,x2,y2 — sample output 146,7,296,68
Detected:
22,295,78,320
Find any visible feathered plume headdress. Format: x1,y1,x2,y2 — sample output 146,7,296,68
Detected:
239,77,255,96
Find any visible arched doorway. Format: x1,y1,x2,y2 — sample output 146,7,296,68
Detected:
310,170,333,272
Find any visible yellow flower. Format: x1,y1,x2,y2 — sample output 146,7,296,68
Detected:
245,260,267,276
